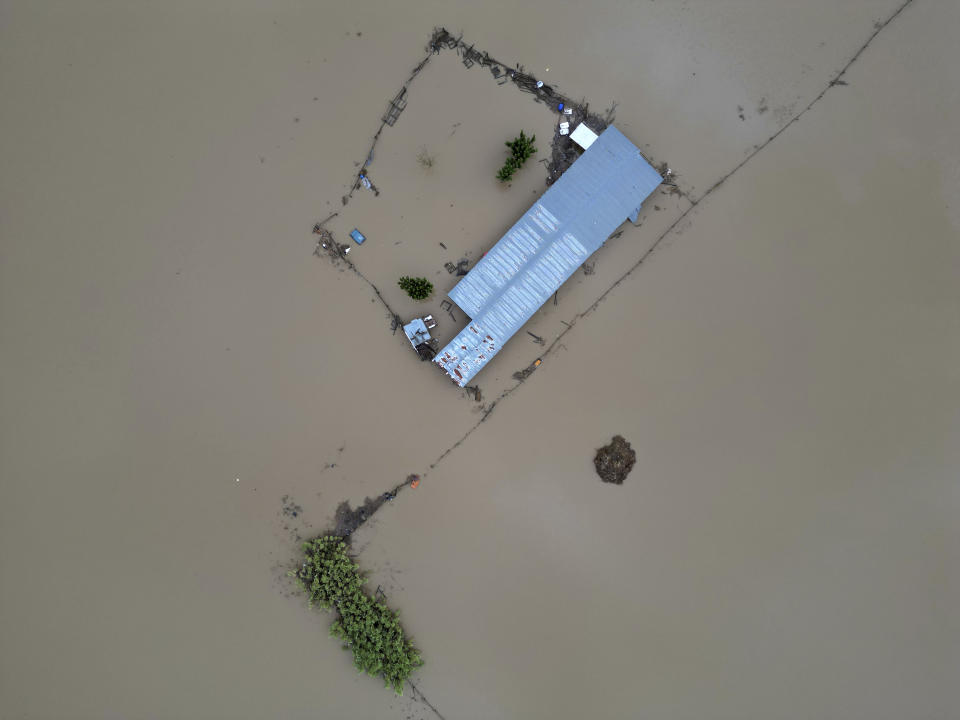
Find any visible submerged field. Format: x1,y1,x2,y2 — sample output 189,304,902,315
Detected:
2,1,958,718
321,48,686,405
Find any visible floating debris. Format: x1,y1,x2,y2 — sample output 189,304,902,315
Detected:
281,495,304,518
382,88,407,126
512,357,542,381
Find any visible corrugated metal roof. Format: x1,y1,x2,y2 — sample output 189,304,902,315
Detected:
435,126,662,386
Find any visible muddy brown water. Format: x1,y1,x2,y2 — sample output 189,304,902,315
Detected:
2,1,958,718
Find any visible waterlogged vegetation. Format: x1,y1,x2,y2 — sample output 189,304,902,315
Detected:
292,536,422,694
398,275,434,301
416,146,436,169
496,130,537,182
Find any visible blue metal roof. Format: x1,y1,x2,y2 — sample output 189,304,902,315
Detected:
435,126,662,386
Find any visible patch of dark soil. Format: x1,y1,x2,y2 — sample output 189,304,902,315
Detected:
594,435,636,484
333,495,388,537
326,474,413,539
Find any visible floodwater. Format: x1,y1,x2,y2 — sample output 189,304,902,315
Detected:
2,1,958,718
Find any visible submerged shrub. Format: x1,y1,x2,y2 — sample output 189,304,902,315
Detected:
417,147,436,169
293,536,422,694
496,130,537,183
398,276,433,301
496,160,517,182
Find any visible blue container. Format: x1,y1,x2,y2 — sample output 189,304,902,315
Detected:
349,229,366,245
557,102,564,111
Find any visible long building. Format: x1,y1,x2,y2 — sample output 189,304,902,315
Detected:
434,125,662,386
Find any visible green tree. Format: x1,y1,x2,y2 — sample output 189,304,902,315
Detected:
496,130,537,183
292,537,423,694
398,276,433,301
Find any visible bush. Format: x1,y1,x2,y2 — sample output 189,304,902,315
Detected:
293,537,423,694
416,147,435,169
496,160,518,182
496,130,537,182
398,276,433,301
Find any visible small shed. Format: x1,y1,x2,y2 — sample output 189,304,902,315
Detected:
570,123,599,150
402,318,431,348
402,317,438,360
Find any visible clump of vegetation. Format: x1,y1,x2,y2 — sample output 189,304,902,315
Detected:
496,130,537,182
398,276,433,301
416,147,435,169
594,435,636,484
292,536,422,694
